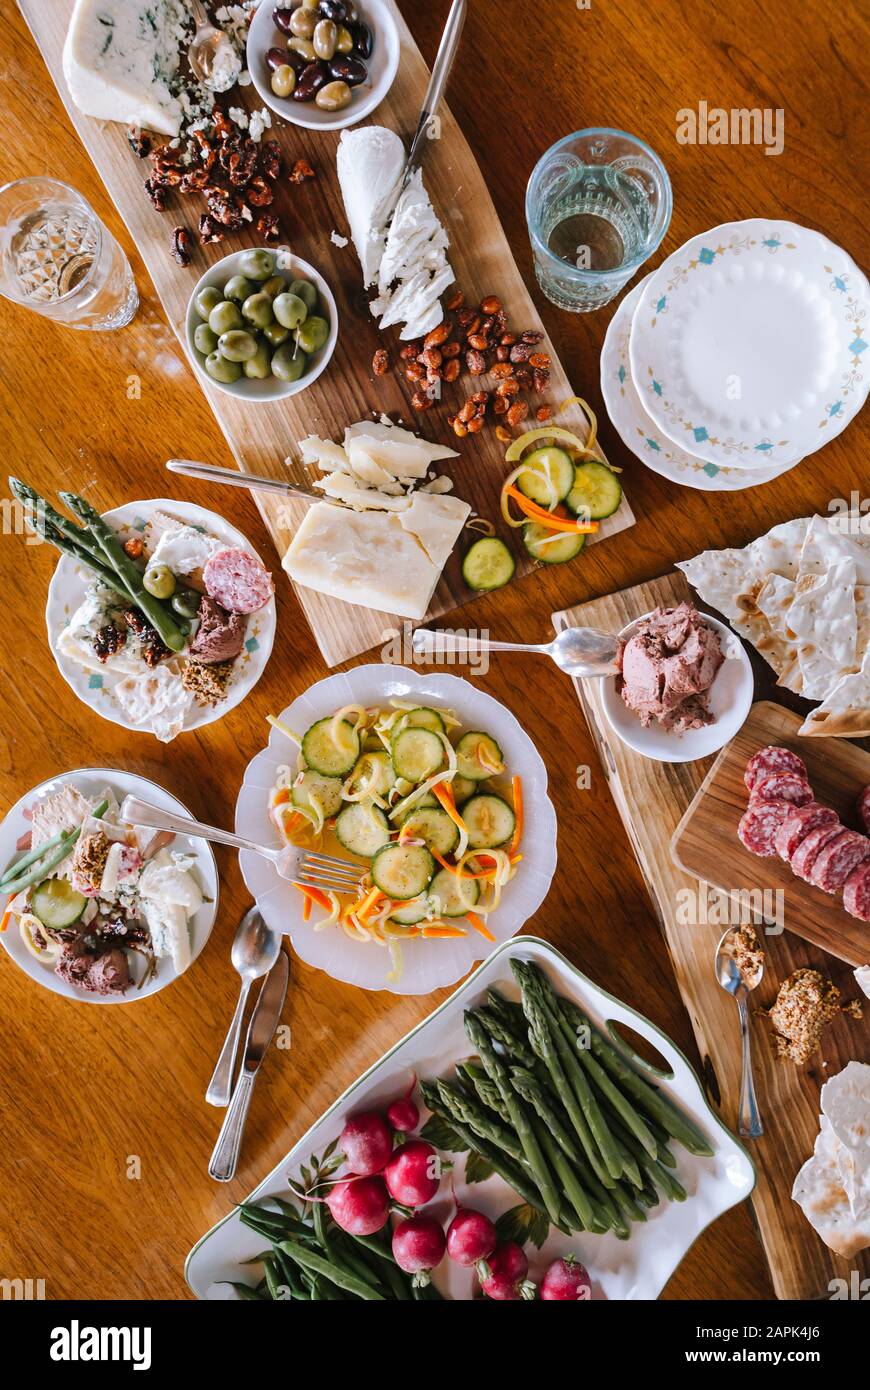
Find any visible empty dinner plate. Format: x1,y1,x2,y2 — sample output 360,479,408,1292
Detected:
628,219,870,469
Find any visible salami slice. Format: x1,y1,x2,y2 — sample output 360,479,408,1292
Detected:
750,772,813,808
856,784,870,835
738,800,792,857
744,746,808,793
203,548,273,615
790,822,844,882
809,829,870,895
773,803,839,861
843,861,870,922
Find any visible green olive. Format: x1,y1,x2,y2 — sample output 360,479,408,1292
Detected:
336,24,353,54
208,300,243,335
243,342,273,380
205,351,243,383
223,274,255,303
271,64,296,98
194,284,223,320
144,564,176,600
218,329,260,362
295,314,330,353
313,19,337,59
287,278,318,312
289,6,316,37
271,343,308,382
194,322,219,355
273,291,308,330
262,275,286,300
171,587,201,620
315,79,351,112
237,249,276,282
262,320,290,346
288,36,316,61
242,292,275,328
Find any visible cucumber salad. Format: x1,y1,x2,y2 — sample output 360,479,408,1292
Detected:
0,784,204,997
267,700,524,979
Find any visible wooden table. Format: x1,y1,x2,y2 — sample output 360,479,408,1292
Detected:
1,0,866,1301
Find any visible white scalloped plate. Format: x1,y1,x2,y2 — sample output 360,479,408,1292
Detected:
185,937,756,1301
235,665,558,994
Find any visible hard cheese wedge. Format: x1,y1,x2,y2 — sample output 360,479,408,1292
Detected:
283,495,471,621
62,0,190,137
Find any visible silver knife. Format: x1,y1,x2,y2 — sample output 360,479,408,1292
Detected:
401,0,467,191
208,948,290,1183
167,457,324,503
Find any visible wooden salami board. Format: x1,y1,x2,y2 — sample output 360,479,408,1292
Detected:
20,0,633,668
553,572,870,1301
672,703,870,968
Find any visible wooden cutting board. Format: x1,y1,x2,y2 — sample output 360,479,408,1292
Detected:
553,571,870,1300
20,0,634,667
672,703,870,968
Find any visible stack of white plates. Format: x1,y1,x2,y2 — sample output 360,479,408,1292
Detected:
601,219,869,491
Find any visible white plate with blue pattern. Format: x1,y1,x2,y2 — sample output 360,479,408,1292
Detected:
628,219,869,470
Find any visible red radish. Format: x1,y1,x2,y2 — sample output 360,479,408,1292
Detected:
325,1175,390,1236
339,1111,394,1176
540,1254,591,1301
384,1139,442,1207
387,1075,419,1133
480,1243,535,1301
391,1214,446,1287
446,1206,497,1267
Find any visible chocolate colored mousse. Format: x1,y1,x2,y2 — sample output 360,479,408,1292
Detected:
617,603,724,734
188,596,246,665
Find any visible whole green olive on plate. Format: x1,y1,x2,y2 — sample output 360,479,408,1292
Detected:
287,278,318,312
271,343,308,381
262,275,286,299
205,351,243,383
218,329,260,362
144,564,177,600
237,249,276,282
171,587,201,620
289,6,316,37
315,79,351,111
295,314,330,353
208,300,243,335
244,342,273,379
273,291,309,329
242,292,275,328
262,320,290,346
313,19,338,59
194,284,222,320
223,274,255,303
271,64,297,98
194,322,219,355
288,36,316,62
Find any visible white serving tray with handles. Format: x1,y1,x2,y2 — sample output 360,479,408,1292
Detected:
186,937,755,1301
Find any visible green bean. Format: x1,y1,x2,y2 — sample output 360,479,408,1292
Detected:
278,1240,385,1300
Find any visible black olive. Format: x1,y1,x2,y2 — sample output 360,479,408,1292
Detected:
351,21,373,59
329,55,368,86
319,0,348,21
292,60,330,102
273,5,295,34
283,46,310,74
266,46,289,70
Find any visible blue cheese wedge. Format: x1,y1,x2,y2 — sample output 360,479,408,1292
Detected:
62,0,192,136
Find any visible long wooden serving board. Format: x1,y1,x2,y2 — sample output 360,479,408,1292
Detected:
21,0,634,667
673,703,870,968
553,572,870,1300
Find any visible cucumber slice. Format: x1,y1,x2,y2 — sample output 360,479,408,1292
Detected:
30,877,86,929
451,774,479,806
346,751,395,799
455,732,505,782
398,791,439,817
301,717,360,777
335,803,390,859
371,843,435,900
462,537,515,592
566,460,622,520
515,446,575,507
391,727,444,783
291,770,344,819
462,794,516,850
429,867,481,919
394,707,446,736
523,522,586,565
399,806,460,856
389,895,430,926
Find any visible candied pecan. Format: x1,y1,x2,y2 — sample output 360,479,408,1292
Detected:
507,401,529,427
492,396,509,415
411,390,433,410
246,176,273,208
372,347,389,377
228,140,259,188
256,212,281,243
180,167,210,194
399,343,421,360
491,361,514,379
514,366,533,387
260,140,283,181
529,352,551,368
446,289,464,311
492,309,508,334
480,295,502,314
456,307,476,328
509,343,531,364
536,404,553,422
93,623,127,663
533,368,551,393
151,162,182,187
465,348,487,375
441,341,461,359
522,330,544,344
191,129,217,171
123,609,169,667
467,333,489,351
458,400,476,424
500,332,517,346
442,358,460,382
495,378,520,398
212,105,235,139
205,187,244,228
127,128,152,159
495,344,510,363
466,415,485,433
495,424,512,443
423,323,450,349
404,362,426,382
123,536,144,559
144,178,168,211
471,391,488,405
289,158,316,183
464,315,481,337
198,213,224,245
171,227,193,267
419,348,442,370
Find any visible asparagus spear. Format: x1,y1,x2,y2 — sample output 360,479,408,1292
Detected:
10,478,113,568
0,797,109,893
456,1060,511,1124
473,1005,539,1068
556,1010,659,1159
436,1078,525,1164
464,1010,564,1227
60,491,187,652
530,1110,599,1231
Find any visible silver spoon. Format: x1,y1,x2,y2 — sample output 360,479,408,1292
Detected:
412,626,621,679
188,0,237,87
206,906,282,1108
715,926,765,1139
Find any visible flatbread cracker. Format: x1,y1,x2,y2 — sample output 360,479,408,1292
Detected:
800,644,870,738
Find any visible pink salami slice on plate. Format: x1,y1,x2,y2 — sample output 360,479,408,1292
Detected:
773,803,839,862
203,548,274,615
744,746,808,793
790,822,844,882
809,829,870,895
856,784,870,835
738,800,792,857
843,861,870,921
750,772,813,808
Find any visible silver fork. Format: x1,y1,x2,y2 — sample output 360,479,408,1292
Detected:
119,797,364,894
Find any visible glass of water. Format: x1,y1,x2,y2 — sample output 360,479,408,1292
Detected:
526,128,672,313
0,178,138,330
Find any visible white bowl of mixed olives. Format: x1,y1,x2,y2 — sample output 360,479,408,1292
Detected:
185,247,338,401
248,0,400,131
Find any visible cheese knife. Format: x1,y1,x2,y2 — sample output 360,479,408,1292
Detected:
208,948,290,1183
167,457,324,503
401,0,467,191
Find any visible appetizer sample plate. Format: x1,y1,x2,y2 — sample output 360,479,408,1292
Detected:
235,665,557,994
629,219,870,469
247,0,401,132
185,937,755,1301
45,498,276,739
600,612,754,764
602,275,796,491
0,767,218,1005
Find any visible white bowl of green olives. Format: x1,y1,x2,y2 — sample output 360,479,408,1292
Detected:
186,246,338,401
248,0,400,131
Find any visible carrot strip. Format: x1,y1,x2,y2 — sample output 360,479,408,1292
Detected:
466,911,496,943
302,894,312,922
0,904,12,933
356,887,384,923
503,485,599,533
432,851,500,881
295,883,332,912
509,776,523,855
422,925,467,939
272,787,291,806
432,782,469,834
